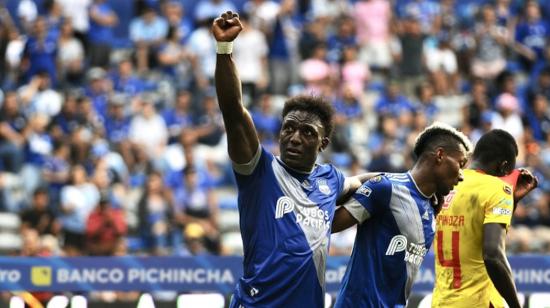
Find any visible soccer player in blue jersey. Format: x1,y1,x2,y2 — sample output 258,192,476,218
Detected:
212,11,369,307
332,123,473,308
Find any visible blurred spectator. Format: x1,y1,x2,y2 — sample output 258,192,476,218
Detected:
233,13,269,107
21,113,53,197
375,81,416,119
157,26,195,89
17,0,38,34
21,18,58,85
111,58,146,98
326,16,357,64
463,78,491,131
194,0,237,24
173,166,219,254
59,165,99,255
129,4,169,72
491,93,524,148
85,67,111,122
299,43,331,95
526,94,550,142
243,0,280,33
137,171,172,255
354,0,393,72
332,85,364,153
514,1,548,72
395,16,426,97
339,45,370,97
162,89,194,144
18,72,63,117
88,0,118,68
404,0,441,35
193,94,225,148
471,5,509,80
0,91,26,174
128,94,168,167
251,94,281,148
57,18,85,87
186,19,216,89
528,66,550,102
181,222,210,256
41,140,70,205
298,17,326,60
161,0,194,43
20,187,60,236
57,0,91,44
44,0,64,41
425,34,458,95
267,0,300,95
414,82,439,123
85,194,127,255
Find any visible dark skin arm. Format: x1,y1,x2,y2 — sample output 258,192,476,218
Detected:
483,223,520,308
212,12,259,164
332,207,358,233
332,173,381,233
483,169,537,308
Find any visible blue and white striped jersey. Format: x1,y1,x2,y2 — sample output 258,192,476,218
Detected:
230,146,346,308
334,173,435,308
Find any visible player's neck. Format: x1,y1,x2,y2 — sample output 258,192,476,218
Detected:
469,161,496,176
409,167,435,198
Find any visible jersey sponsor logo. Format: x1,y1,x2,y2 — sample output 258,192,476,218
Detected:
492,207,512,216
296,207,330,230
356,185,372,197
275,197,295,219
503,185,512,195
386,235,428,266
386,235,408,255
318,179,331,195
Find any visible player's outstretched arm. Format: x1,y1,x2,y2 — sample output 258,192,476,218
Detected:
213,11,259,164
483,223,521,308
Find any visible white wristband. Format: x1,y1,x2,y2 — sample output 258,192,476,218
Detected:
216,41,233,54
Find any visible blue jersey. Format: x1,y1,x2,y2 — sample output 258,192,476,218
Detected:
335,173,435,308
230,146,346,307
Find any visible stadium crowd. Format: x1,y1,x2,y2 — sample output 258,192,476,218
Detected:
0,0,549,271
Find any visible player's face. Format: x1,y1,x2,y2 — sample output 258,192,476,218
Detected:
436,145,468,196
279,110,327,172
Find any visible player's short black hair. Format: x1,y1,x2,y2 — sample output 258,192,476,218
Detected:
413,122,472,159
281,95,335,137
472,129,518,165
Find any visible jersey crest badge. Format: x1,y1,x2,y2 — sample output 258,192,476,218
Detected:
318,179,331,195
503,185,512,195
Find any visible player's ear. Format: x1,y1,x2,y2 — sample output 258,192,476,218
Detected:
319,137,329,152
498,160,511,176
435,148,444,164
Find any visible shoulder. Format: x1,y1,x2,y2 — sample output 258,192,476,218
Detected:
357,174,392,197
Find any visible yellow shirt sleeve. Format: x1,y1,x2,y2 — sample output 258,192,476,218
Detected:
483,181,514,227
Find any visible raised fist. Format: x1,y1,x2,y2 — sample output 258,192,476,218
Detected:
212,11,243,42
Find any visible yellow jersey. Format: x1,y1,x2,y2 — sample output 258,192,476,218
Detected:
432,169,514,308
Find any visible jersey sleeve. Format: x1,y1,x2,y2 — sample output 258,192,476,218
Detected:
483,180,514,227
342,175,392,224
232,145,272,189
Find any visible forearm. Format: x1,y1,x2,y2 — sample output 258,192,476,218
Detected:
484,254,520,308
215,54,244,115
214,54,258,163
